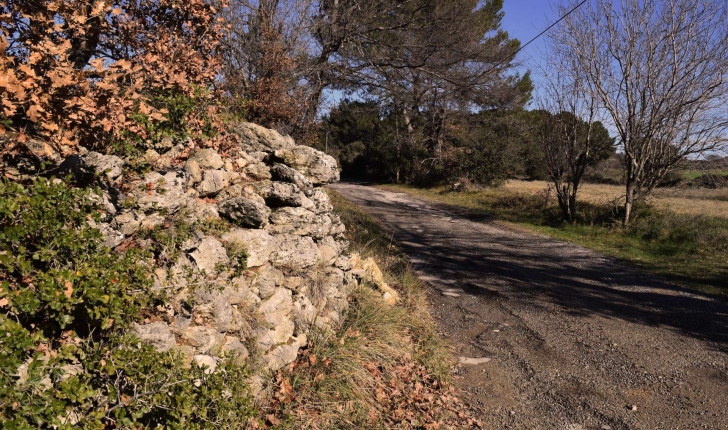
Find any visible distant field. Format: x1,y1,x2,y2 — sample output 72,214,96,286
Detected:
680,170,728,180
503,180,728,219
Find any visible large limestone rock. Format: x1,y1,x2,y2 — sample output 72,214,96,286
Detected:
255,181,304,208
268,207,331,239
183,326,224,353
353,257,400,305
273,146,340,185
269,235,320,270
255,288,296,351
221,228,276,267
132,322,176,352
250,265,285,299
309,188,333,214
264,334,307,371
219,196,271,228
84,152,124,182
190,148,224,170
243,162,272,180
189,236,229,277
234,122,295,152
197,169,225,196
135,171,188,214
270,163,314,196
112,210,144,236
185,159,203,183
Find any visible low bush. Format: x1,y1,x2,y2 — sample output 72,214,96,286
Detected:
0,178,255,429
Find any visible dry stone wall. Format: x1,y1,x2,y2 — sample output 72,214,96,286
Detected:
72,123,397,391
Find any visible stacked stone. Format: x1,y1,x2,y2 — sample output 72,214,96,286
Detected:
72,122,402,385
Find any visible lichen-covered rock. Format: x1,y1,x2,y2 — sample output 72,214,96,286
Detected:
255,181,304,207
264,334,306,371
222,336,249,361
140,212,165,230
136,171,188,213
317,236,341,265
152,143,186,171
219,196,271,228
335,256,353,271
193,354,217,374
272,146,339,185
234,122,296,152
132,322,176,352
268,207,331,239
87,220,124,248
269,235,320,270
84,151,124,182
183,326,224,353
354,257,400,305
197,169,224,196
328,214,346,236
250,265,285,299
112,210,144,236
255,288,296,351
185,159,203,183
184,198,220,222
189,236,229,277
221,228,276,267
243,162,272,180
193,289,234,332
309,188,333,214
270,163,314,196
190,148,224,170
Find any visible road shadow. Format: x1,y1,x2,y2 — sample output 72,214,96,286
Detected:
348,189,728,354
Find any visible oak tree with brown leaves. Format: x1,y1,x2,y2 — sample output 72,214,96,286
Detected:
0,0,227,156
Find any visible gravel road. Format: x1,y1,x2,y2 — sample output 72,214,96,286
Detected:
330,182,728,430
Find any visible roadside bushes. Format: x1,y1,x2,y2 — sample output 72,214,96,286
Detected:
0,178,255,428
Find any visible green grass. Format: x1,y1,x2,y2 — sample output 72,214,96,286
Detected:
680,170,728,180
382,184,728,297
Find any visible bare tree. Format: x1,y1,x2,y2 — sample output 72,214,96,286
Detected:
536,67,598,221
220,0,318,136
553,0,728,225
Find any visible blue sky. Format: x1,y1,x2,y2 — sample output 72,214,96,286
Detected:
501,0,561,102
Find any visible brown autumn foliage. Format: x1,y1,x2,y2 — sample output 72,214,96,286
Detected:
0,0,228,156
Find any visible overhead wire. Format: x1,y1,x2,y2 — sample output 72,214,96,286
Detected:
484,0,588,74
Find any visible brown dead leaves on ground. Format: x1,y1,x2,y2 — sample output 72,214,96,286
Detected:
260,292,483,430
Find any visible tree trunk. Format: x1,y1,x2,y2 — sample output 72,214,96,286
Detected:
555,182,571,221
568,192,577,222
623,181,635,226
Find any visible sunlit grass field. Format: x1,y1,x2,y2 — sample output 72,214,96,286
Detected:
503,180,728,219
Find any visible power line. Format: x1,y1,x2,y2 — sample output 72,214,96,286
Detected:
486,0,588,74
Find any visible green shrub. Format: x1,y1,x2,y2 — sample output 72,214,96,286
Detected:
0,178,256,428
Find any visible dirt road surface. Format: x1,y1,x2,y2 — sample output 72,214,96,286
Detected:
330,183,728,430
